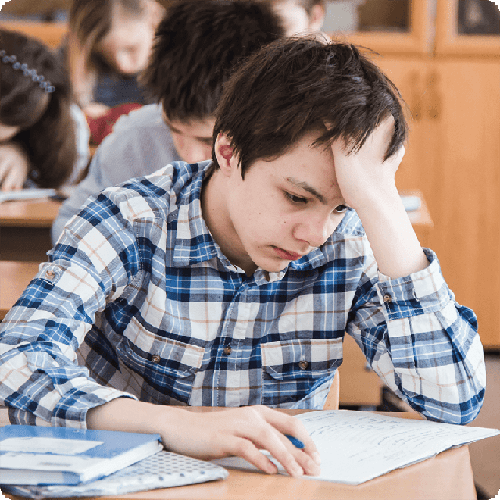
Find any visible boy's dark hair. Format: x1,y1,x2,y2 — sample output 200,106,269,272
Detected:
141,0,285,122
212,37,408,178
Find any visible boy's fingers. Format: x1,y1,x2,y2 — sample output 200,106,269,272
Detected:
230,438,279,475
250,407,320,476
258,406,318,454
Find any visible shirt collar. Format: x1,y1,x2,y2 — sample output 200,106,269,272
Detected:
171,164,363,273
171,161,221,267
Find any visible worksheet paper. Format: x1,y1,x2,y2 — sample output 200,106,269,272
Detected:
214,410,500,484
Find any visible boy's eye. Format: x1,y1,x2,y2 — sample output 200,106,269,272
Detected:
334,204,349,213
285,192,308,204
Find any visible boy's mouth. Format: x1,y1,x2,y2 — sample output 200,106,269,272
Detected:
273,247,303,261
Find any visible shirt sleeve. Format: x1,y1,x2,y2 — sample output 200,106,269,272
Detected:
52,106,178,244
1,194,142,428
347,247,486,424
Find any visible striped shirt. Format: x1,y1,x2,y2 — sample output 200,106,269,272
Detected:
0,161,486,428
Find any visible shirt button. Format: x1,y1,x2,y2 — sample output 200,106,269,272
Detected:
383,294,392,303
152,355,161,363
298,360,309,370
45,270,55,280
223,346,232,355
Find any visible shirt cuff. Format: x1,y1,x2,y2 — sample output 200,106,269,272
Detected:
376,248,452,320
53,384,138,429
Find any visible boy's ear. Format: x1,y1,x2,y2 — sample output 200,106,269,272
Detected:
214,133,236,174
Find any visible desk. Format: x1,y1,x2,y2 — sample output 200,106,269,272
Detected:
0,199,61,262
0,408,476,500
0,261,40,320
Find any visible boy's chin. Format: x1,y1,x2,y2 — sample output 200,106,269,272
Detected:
258,260,290,274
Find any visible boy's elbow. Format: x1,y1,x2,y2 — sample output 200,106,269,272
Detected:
423,387,486,425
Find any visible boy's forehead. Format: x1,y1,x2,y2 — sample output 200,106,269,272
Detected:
162,111,215,138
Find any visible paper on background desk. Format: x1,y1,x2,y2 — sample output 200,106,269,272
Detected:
214,410,500,485
0,188,56,203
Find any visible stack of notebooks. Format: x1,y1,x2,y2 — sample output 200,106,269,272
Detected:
0,425,228,498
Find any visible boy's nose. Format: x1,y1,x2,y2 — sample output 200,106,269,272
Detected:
294,217,332,249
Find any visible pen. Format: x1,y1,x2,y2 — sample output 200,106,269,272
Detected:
285,434,305,449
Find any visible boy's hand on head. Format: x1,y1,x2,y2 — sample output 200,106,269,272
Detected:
0,142,30,191
331,115,405,212
162,405,321,478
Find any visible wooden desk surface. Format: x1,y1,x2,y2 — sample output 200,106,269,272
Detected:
0,261,40,320
0,409,476,500
93,410,476,500
0,199,61,228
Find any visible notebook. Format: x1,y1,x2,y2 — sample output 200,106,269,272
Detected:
0,424,162,486
213,410,500,485
2,450,229,498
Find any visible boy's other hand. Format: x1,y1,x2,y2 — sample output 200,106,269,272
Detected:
331,115,405,211
0,142,30,191
160,405,321,478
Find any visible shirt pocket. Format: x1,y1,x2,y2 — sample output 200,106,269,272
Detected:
117,323,204,403
261,337,342,406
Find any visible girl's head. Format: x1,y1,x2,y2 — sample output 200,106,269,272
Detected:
0,28,77,188
0,28,68,137
69,0,161,104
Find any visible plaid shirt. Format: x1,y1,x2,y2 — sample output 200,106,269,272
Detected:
0,161,485,428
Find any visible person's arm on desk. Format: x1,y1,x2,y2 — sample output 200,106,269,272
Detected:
0,142,30,191
87,399,320,477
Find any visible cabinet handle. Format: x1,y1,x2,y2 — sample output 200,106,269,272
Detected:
427,71,442,120
409,71,422,121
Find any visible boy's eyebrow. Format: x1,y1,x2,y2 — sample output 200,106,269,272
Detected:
286,177,327,205
164,118,212,142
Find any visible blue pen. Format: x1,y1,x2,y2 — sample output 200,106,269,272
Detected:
286,434,305,449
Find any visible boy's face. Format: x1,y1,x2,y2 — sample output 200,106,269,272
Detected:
212,130,348,274
163,114,215,164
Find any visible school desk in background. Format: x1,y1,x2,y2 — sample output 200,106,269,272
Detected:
0,189,64,263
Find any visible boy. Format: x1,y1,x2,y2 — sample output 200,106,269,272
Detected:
0,38,485,478
52,0,286,241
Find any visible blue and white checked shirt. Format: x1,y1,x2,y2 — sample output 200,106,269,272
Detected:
0,161,486,428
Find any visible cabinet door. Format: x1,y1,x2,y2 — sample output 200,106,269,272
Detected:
370,56,500,347
435,0,500,56
324,0,434,55
370,56,439,196
430,60,500,347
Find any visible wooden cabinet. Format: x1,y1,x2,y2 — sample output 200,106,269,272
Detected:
327,0,500,348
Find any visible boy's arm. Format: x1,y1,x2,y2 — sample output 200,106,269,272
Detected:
331,116,427,279
335,117,485,423
86,398,320,477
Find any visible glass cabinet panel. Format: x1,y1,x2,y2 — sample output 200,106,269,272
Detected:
323,0,411,34
435,0,500,55
457,0,500,36
324,0,433,55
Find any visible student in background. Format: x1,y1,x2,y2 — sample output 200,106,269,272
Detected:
267,0,325,35
67,0,163,118
52,0,285,241
0,28,88,191
0,36,485,477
